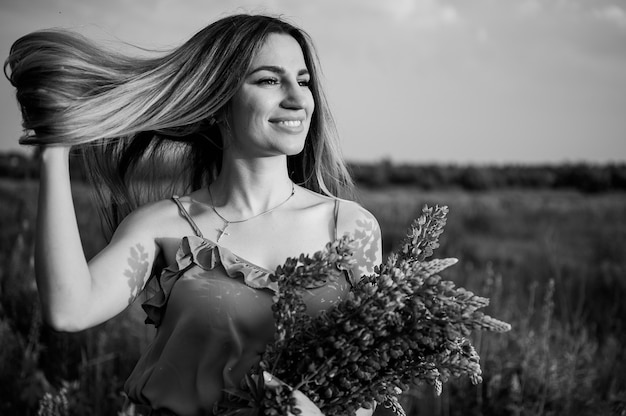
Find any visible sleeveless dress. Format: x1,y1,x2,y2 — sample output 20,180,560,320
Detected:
124,197,353,416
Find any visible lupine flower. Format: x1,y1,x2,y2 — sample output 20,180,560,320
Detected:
216,206,511,416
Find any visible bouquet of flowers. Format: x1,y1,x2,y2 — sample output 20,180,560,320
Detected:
216,205,511,416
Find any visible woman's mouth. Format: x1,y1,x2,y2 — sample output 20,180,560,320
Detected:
270,119,305,133
276,120,302,127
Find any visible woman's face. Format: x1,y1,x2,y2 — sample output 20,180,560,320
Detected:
224,33,314,159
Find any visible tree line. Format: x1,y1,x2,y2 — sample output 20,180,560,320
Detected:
351,160,626,192
2,151,625,193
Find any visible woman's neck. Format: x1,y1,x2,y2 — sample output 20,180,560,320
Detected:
209,155,294,218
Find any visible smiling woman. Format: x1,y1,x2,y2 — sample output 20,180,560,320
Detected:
226,34,314,160
4,13,381,416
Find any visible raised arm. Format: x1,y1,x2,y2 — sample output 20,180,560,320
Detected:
35,146,159,332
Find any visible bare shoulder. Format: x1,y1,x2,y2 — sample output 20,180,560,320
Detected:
111,198,179,242
335,199,380,237
335,199,382,277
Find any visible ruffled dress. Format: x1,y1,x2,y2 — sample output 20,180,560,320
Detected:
124,197,351,416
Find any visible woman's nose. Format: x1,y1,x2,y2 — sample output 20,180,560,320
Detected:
281,81,308,109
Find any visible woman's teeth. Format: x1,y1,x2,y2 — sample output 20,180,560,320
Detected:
278,120,302,127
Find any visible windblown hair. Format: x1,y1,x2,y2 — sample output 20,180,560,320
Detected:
4,14,354,238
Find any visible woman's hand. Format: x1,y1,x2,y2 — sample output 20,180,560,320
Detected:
263,372,324,416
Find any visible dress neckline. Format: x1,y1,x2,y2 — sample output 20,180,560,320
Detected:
169,195,341,276
189,235,274,275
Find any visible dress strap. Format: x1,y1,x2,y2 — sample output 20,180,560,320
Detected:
333,199,341,241
171,196,204,238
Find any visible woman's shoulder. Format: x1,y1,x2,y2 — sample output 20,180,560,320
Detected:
333,198,382,277
334,198,379,227
114,197,182,239
297,187,379,229
337,199,380,241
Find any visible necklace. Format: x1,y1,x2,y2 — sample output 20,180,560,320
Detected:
207,182,296,242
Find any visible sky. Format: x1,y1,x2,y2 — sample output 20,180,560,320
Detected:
0,0,625,164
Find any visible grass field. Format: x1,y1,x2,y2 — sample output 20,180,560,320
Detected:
1,179,625,415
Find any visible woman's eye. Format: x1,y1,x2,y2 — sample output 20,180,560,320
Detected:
258,78,279,85
256,77,310,87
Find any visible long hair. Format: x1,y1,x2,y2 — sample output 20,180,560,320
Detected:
4,14,354,238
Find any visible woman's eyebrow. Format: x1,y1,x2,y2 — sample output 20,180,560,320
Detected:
248,65,309,76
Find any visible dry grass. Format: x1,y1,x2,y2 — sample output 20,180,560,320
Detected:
360,186,626,415
1,180,625,415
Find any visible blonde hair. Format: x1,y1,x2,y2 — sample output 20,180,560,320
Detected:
5,14,354,236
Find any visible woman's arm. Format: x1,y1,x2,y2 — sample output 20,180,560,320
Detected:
35,146,159,332
335,201,381,416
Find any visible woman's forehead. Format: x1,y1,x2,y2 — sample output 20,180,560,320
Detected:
249,33,307,71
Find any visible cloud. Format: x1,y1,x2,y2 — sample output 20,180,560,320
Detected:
516,0,543,17
439,5,461,25
475,27,490,44
593,5,626,29
411,1,462,28
356,0,462,28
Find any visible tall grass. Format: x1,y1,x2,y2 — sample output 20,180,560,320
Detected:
359,186,626,415
1,179,625,415
0,179,151,415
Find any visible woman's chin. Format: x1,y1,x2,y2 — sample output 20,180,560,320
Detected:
278,139,307,157
287,144,306,156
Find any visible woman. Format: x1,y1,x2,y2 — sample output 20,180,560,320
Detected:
5,14,381,416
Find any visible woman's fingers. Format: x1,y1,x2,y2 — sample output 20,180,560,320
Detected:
262,372,324,416
262,371,293,391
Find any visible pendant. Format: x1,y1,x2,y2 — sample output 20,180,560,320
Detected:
216,222,230,242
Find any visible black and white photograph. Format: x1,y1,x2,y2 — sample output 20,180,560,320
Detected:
1,1,625,415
